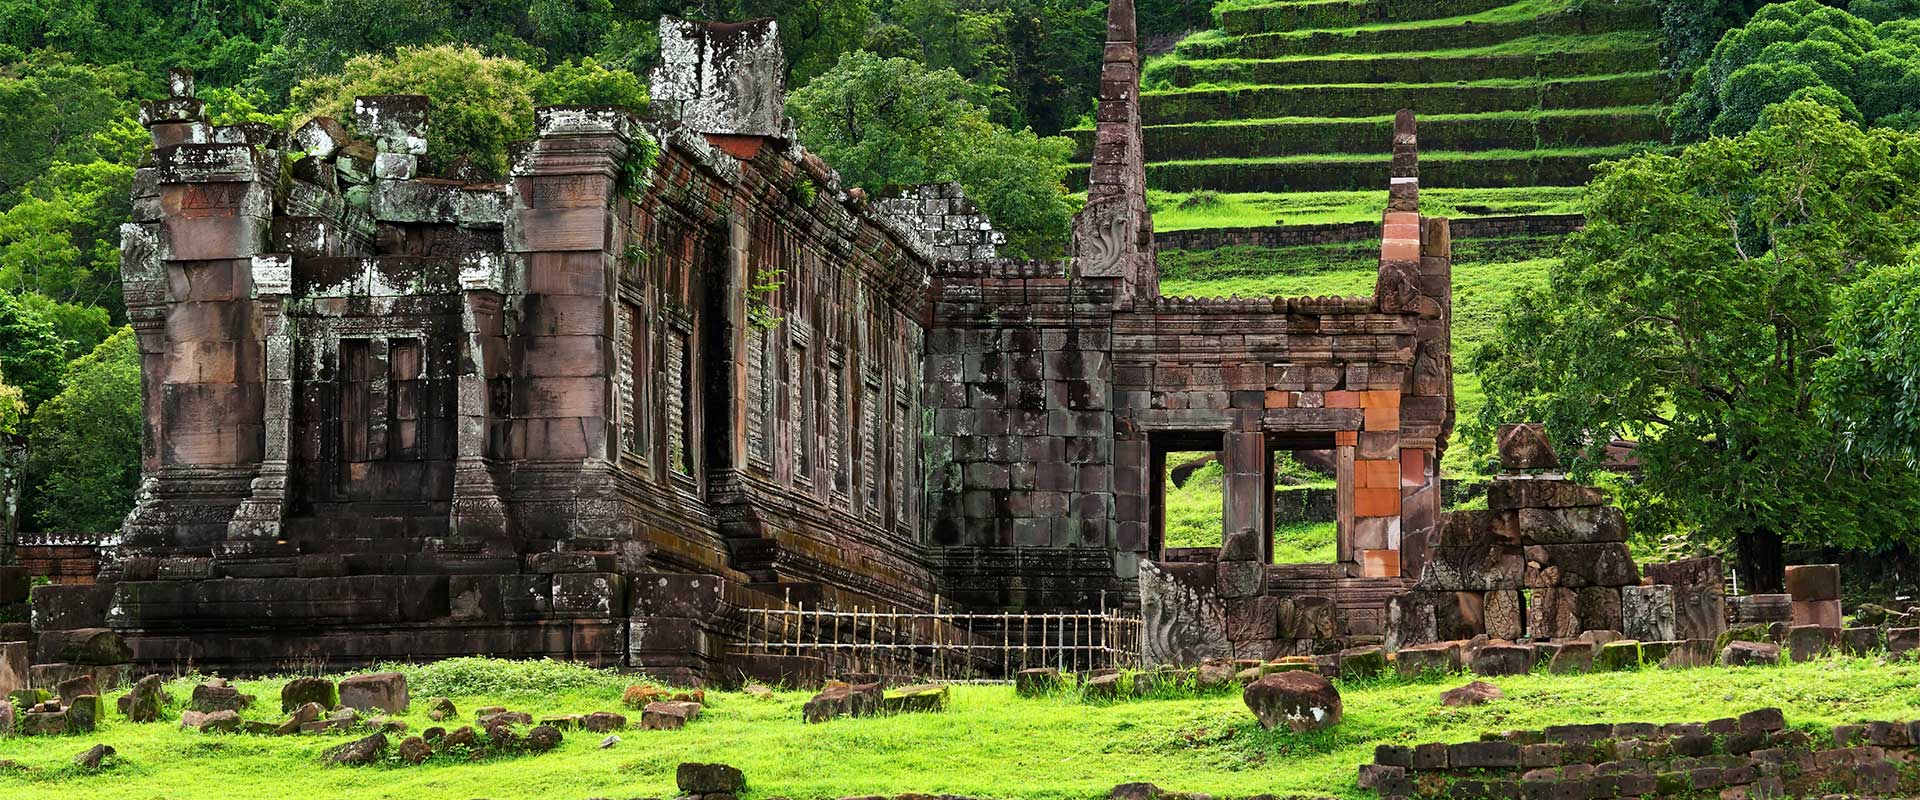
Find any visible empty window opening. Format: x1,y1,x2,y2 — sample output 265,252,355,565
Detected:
1271,448,1339,564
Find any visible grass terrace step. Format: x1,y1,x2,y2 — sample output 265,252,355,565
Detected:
1139,72,1673,125
1175,2,1659,59
1070,108,1669,162
1147,187,1587,229
1070,145,1664,192
1216,0,1516,35
1148,44,1660,88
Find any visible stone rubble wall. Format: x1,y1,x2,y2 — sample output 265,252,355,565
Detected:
1360,708,1919,799
874,183,1005,261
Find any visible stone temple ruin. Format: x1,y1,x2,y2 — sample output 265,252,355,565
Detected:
0,1,1752,687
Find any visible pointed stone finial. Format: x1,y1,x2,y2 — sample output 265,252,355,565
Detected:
168,67,194,99
1389,109,1418,212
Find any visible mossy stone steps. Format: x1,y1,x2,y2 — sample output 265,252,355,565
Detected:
1071,148,1664,192
1141,72,1673,125
1176,2,1659,60
1072,108,1669,162
1217,0,1515,35
1150,45,1659,88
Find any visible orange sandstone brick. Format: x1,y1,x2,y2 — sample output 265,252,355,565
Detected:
1359,390,1400,409
1355,488,1402,516
1357,459,1400,489
1335,430,1358,447
1326,390,1361,408
1364,406,1400,431
1359,549,1401,578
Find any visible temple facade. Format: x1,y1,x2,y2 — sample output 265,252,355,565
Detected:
27,3,1454,682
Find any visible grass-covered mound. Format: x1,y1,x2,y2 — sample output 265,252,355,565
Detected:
2,657,1916,799
1070,0,1672,226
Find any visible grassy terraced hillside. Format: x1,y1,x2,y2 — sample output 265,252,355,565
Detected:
1070,0,1675,225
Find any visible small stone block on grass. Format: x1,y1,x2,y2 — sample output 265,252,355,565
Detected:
338,672,408,714
1594,640,1642,671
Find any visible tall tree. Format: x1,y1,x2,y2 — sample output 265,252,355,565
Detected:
787,51,1075,257
1471,100,1920,590
24,325,138,532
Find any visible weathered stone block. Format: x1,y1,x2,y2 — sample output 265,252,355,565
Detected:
1621,585,1676,642
1469,643,1534,677
281,677,337,712
1594,640,1642,671
1783,564,1840,601
339,672,408,714
1786,625,1839,662
1659,639,1717,669
1512,506,1624,545
1484,589,1523,640
35,629,131,666
1395,642,1460,677
1547,641,1593,674
1523,543,1639,588
1486,477,1605,510
1419,546,1522,590
1721,640,1780,667
1243,671,1342,732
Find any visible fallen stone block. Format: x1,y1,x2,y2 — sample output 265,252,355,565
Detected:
580,711,626,733
1787,624,1840,662
121,674,171,722
323,732,388,766
641,700,701,730
1841,626,1882,656
190,678,254,712
72,743,113,770
802,681,882,723
1548,641,1594,674
1014,667,1063,697
280,677,337,712
881,683,948,714
338,672,408,714
1721,641,1781,667
1338,646,1388,679
677,762,746,795
1470,643,1533,677
1594,640,1642,671
181,709,241,733
1395,642,1461,678
1244,671,1342,732
1440,680,1503,707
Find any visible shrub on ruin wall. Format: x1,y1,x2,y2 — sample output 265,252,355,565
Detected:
292,45,647,177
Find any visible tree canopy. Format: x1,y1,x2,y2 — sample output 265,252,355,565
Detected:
1471,100,1920,588
788,51,1075,257
1673,0,1920,139
24,325,139,532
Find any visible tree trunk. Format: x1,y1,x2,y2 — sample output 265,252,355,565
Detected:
1734,526,1785,594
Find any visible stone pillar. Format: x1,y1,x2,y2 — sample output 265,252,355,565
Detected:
448,252,512,545
119,67,274,556
504,106,637,542
1373,110,1453,581
221,254,296,553
1073,0,1157,305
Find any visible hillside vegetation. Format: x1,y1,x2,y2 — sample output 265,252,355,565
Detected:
1074,0,1674,228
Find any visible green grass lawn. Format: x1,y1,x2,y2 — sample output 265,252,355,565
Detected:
3,658,1918,799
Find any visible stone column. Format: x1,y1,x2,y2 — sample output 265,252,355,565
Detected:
504,107,637,542
119,67,274,556
448,252,512,545
221,254,297,554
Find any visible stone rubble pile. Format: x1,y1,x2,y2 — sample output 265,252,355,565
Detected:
1359,708,1917,799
